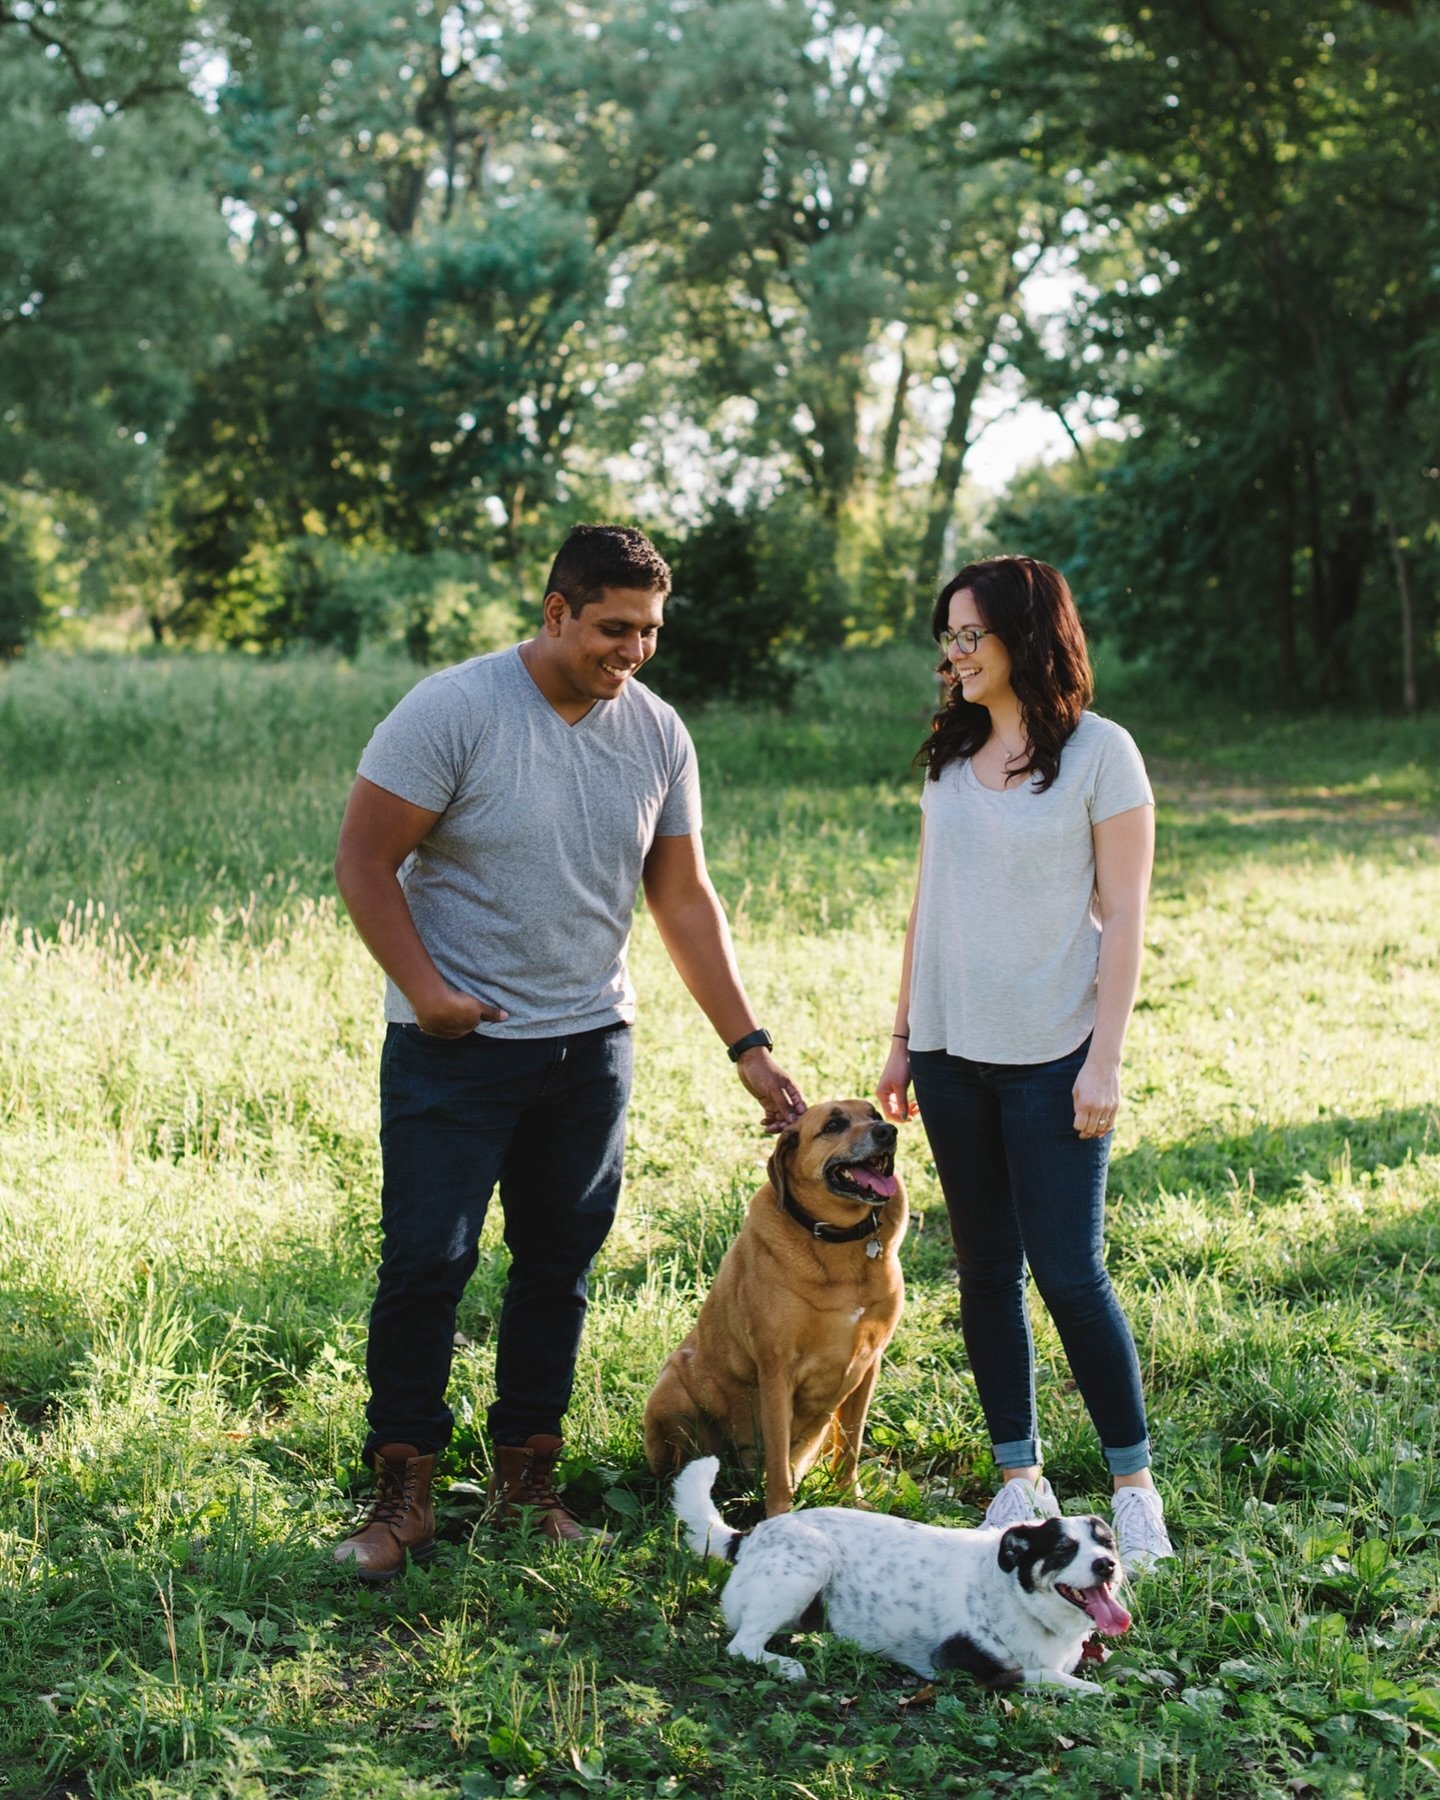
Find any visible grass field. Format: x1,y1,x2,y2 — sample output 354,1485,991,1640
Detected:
1,646,1438,1800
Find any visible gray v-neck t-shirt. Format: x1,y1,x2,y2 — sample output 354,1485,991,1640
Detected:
909,711,1153,1065
357,645,701,1036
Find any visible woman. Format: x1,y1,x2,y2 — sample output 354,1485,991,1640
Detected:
876,555,1171,1570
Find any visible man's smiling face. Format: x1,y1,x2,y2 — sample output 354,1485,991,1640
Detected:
547,584,665,705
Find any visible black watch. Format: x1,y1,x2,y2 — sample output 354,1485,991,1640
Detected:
727,1027,774,1063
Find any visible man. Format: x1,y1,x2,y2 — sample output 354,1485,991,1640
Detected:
331,523,806,1578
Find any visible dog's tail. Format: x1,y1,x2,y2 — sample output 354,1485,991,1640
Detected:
671,1456,740,1562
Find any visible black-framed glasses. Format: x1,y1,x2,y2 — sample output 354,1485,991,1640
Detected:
937,626,997,655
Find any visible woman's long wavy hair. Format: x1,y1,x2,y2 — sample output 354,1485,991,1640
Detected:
918,556,1093,792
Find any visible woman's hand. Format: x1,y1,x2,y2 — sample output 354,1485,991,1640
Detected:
877,1041,919,1123
1072,1053,1122,1139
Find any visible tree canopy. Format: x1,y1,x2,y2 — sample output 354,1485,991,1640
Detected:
2,0,1436,703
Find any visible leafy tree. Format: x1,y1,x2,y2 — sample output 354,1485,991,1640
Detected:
954,0,1440,705
0,10,248,524
649,496,840,705
0,515,42,660
604,1,1070,585
4,0,1434,694
163,0,715,637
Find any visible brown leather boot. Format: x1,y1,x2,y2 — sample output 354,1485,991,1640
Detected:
487,1434,598,1544
332,1443,438,1581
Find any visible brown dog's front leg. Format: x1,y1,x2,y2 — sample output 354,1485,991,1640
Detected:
831,1360,881,1493
757,1368,796,1515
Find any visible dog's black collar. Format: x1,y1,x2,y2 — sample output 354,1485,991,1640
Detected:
782,1190,886,1244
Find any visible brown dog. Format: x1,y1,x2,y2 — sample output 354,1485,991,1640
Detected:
643,1100,907,1515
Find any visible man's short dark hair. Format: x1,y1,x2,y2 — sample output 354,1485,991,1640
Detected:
544,524,671,616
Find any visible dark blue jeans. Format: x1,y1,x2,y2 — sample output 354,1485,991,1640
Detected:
362,1020,633,1461
910,1038,1151,1476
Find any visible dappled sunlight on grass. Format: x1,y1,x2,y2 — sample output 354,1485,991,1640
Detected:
2,649,1439,1796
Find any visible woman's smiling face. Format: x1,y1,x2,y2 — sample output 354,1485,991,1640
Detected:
943,588,1014,710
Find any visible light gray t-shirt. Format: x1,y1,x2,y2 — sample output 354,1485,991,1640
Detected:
908,712,1153,1065
357,645,702,1036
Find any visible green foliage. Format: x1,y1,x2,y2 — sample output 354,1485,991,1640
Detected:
0,511,42,660
649,498,842,706
2,649,1440,1797
163,535,525,659
5,0,1436,691
295,544,526,664
0,1,1094,655
969,0,1440,706
0,49,248,520
996,440,1294,699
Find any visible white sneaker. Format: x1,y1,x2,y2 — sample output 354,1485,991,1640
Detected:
1112,1485,1173,1573
982,1475,1062,1530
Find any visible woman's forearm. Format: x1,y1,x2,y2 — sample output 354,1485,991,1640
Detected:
1088,803,1154,1068
1089,902,1145,1067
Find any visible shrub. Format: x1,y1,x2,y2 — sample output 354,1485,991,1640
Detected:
647,497,840,707
0,527,42,660
171,536,524,662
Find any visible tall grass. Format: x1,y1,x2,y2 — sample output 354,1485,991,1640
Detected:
1,646,1438,1798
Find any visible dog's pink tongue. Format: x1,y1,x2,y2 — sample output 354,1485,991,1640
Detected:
848,1166,898,1198
1084,1585,1131,1636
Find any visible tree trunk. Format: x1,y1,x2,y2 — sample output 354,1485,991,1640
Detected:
1382,511,1418,713
915,247,1024,598
1313,486,1374,700
1272,443,1299,701
880,343,909,482
916,347,989,590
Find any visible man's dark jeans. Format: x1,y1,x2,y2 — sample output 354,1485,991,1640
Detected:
910,1037,1151,1476
362,1020,633,1461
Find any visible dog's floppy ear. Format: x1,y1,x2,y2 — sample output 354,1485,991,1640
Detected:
767,1129,800,1212
997,1524,1034,1573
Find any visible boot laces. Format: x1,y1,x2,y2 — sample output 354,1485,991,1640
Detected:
521,1449,577,1519
364,1458,418,1528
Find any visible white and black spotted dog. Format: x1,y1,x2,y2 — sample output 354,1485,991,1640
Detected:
673,1456,1130,1694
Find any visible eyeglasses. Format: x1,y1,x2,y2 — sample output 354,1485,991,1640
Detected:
937,626,997,655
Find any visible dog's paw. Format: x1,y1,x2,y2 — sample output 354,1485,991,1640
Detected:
1052,1673,1104,1696
727,1640,809,1682
1021,1668,1105,1696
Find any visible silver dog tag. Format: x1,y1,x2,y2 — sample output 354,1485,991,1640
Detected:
866,1239,882,1258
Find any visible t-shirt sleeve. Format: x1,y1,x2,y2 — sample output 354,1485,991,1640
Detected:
1090,722,1154,824
357,672,475,814
654,716,703,837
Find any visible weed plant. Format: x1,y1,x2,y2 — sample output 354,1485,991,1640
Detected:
1,647,1438,1797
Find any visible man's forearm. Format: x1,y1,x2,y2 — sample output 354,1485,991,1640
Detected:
334,857,452,1013
647,890,759,1046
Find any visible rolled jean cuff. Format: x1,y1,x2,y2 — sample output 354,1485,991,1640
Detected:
1104,1438,1152,1477
993,1438,1042,1471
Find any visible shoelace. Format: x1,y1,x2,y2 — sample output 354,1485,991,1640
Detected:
364,1462,419,1527
520,1452,578,1519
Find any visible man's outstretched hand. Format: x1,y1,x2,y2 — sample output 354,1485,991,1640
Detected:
734,1049,807,1133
